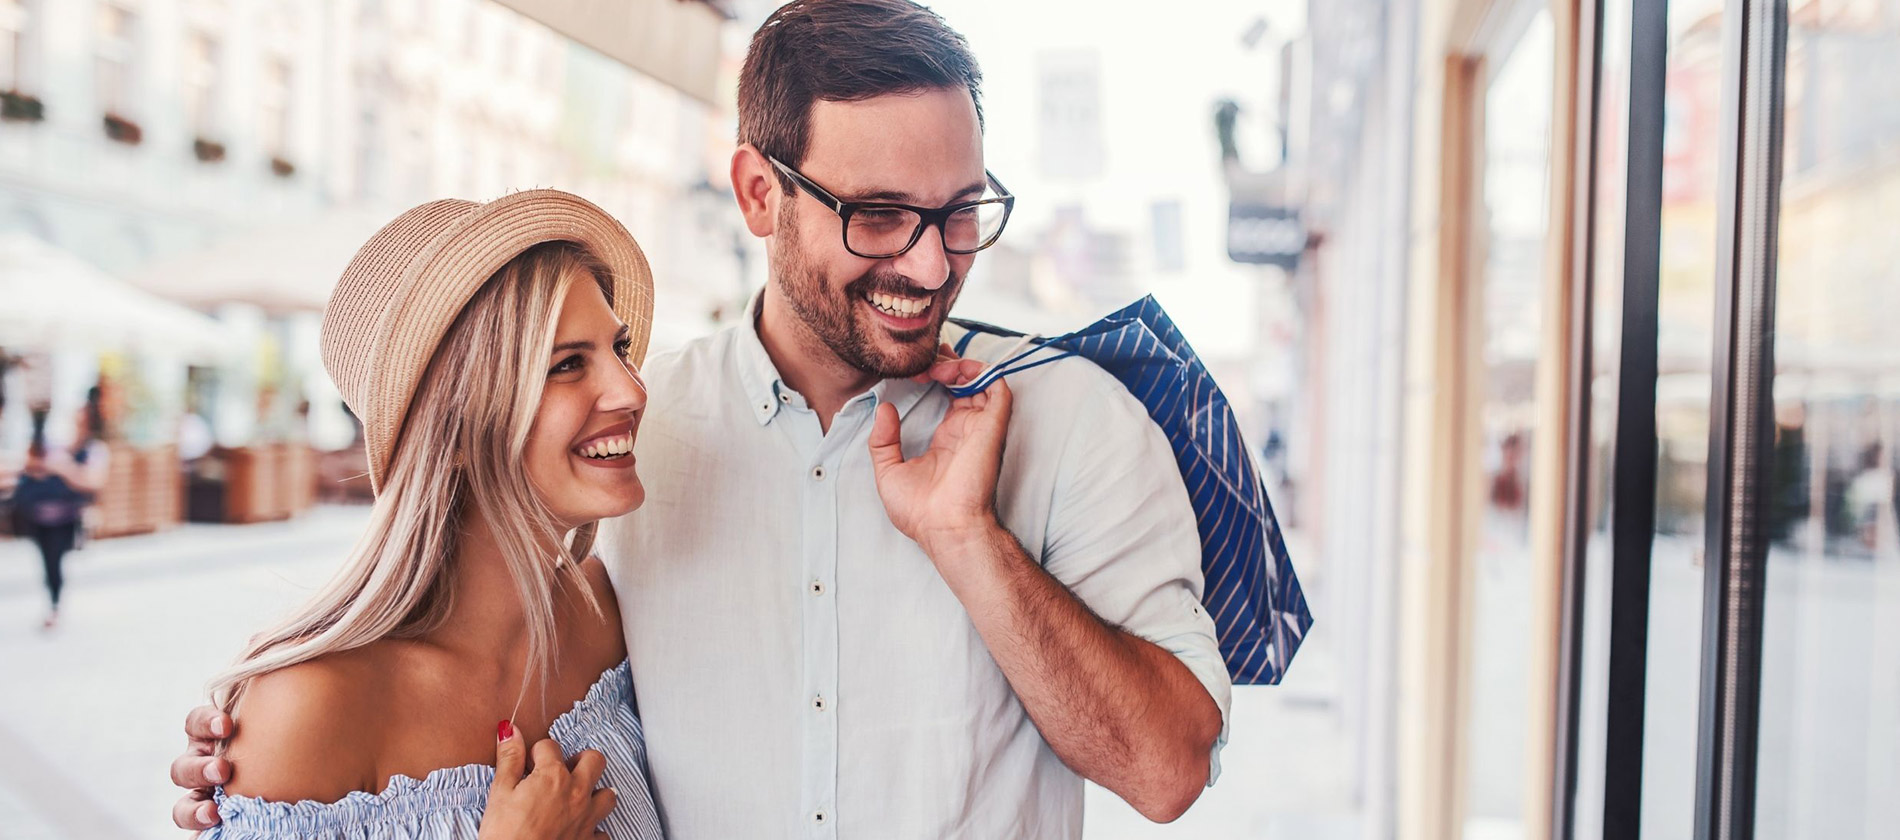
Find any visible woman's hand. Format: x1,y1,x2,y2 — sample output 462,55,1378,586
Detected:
480,720,617,840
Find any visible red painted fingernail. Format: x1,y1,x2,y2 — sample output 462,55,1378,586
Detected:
497,720,514,742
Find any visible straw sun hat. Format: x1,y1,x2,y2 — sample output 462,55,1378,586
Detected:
320,189,653,494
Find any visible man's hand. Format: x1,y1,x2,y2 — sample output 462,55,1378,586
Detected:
868,355,1013,555
170,705,234,831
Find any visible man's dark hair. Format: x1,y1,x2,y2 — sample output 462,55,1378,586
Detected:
738,0,983,173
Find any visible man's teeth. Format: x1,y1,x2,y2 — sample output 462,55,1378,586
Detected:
578,434,633,459
867,292,931,318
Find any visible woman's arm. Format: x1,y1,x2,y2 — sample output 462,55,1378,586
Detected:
48,444,107,496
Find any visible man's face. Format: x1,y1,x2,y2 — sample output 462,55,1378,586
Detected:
771,87,987,379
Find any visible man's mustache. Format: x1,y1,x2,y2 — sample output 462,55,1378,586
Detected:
845,271,957,300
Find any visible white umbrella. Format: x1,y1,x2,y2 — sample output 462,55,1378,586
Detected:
0,232,234,360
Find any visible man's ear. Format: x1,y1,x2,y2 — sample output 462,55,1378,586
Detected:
731,145,780,238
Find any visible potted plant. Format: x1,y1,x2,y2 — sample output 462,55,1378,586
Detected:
1,90,44,122
269,156,295,178
193,137,226,163
103,113,142,145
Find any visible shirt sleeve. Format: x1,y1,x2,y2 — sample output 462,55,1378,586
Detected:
1036,367,1233,785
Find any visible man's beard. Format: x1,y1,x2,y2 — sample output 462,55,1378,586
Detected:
772,210,962,379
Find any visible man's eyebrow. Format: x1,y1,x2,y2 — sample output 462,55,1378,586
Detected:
839,181,988,205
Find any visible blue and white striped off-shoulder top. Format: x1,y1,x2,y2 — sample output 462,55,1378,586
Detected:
202,659,664,839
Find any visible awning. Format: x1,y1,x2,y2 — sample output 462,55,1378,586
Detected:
492,0,729,106
0,232,234,360
125,207,393,314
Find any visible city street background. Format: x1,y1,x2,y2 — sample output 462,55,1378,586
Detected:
4,0,1897,837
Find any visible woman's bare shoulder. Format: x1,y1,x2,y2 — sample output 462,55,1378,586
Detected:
220,648,392,803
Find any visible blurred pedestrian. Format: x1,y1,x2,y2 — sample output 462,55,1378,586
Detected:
1847,443,1894,552
10,411,102,630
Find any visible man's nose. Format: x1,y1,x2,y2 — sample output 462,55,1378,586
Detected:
891,224,952,291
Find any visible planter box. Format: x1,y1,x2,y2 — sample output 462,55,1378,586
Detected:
221,443,321,524
193,137,226,163
103,113,142,145
93,447,182,538
317,443,374,503
1,90,44,122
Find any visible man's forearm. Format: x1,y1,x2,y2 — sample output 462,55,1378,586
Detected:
921,520,1223,822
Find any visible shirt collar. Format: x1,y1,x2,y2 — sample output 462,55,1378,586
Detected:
733,291,940,427
734,293,786,425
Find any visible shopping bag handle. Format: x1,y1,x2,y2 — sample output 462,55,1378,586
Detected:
946,330,1077,398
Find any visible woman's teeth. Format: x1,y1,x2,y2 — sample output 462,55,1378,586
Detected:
867,292,931,318
577,434,633,460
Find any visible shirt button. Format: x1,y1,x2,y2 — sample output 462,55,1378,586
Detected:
758,401,772,413
809,579,826,596
811,466,826,481
812,694,828,711
812,809,829,825
780,392,793,404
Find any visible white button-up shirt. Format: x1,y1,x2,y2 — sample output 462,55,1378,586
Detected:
601,312,1231,839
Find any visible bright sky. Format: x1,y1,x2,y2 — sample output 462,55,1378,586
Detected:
923,0,1308,358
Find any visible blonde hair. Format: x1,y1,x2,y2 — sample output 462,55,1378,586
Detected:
210,242,611,714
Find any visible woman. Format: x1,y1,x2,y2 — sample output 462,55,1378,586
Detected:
10,408,104,630
199,190,662,839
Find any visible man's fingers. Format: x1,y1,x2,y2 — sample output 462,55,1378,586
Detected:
927,357,988,388
985,375,1013,414
867,402,906,474
171,791,220,831
492,721,525,791
170,753,228,789
950,358,987,386
569,749,607,789
184,705,232,742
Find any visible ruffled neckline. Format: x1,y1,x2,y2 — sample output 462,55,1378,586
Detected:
214,658,633,827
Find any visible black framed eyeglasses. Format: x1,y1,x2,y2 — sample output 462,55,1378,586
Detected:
768,156,1015,259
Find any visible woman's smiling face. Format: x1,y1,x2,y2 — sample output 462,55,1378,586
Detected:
524,273,648,529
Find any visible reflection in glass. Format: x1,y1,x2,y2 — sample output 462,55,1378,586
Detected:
1755,3,1900,837
1462,10,1553,839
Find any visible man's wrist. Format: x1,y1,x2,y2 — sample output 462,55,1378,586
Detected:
919,514,1036,607
916,512,1005,558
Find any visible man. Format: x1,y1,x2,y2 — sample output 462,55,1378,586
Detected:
172,1,1229,835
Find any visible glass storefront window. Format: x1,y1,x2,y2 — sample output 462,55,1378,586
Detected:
1755,3,1900,837
1462,9,1555,839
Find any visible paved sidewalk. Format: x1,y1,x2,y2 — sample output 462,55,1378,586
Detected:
0,508,1358,839
0,507,369,839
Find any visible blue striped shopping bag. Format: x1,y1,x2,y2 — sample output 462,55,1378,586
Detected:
950,295,1311,684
